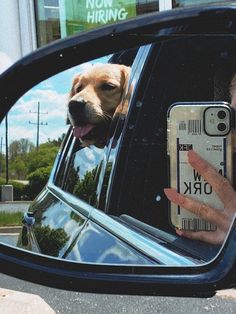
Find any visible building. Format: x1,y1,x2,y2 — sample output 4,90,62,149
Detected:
0,0,220,72
0,0,169,68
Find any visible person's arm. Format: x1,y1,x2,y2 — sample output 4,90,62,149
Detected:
164,150,236,245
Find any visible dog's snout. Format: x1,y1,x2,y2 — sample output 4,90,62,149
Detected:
68,99,86,116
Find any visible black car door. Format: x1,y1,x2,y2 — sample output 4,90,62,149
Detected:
104,34,236,261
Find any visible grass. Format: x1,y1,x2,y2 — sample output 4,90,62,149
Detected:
0,211,23,227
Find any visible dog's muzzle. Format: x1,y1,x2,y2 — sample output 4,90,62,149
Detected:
68,99,96,140
68,99,87,125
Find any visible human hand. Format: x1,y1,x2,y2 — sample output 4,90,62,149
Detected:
164,150,236,245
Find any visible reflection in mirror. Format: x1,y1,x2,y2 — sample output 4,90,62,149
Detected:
0,55,111,250
1,34,236,267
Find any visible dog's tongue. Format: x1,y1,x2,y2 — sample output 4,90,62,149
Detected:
73,124,95,139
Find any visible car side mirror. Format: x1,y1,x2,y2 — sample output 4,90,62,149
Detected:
1,3,236,296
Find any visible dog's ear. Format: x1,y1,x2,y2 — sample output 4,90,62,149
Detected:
120,65,131,90
67,75,81,125
114,65,131,117
119,65,131,103
69,75,81,98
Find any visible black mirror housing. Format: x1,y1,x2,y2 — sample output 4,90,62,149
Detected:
1,2,236,296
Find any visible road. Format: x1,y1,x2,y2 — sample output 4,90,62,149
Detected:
0,273,236,314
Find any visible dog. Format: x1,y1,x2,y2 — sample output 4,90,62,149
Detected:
68,63,130,148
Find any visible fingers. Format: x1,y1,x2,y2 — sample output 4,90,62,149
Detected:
164,188,229,230
176,229,224,245
187,150,235,206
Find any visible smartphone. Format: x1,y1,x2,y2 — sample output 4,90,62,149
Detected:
167,102,234,231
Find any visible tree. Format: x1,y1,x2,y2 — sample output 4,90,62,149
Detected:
4,137,63,199
34,226,69,257
27,142,59,174
27,166,52,199
73,169,97,204
47,133,65,147
10,157,27,179
9,138,34,160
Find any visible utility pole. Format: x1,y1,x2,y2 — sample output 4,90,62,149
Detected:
29,102,48,150
5,115,8,184
0,136,2,176
0,136,7,177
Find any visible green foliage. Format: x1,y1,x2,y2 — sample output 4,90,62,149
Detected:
9,138,34,160
0,137,62,200
10,181,27,201
10,157,28,179
34,225,69,257
0,211,22,226
73,169,97,204
8,139,34,179
27,142,59,174
27,166,52,199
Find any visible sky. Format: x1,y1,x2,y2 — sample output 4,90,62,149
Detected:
0,55,111,150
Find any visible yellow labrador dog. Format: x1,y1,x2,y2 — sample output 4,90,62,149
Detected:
68,63,130,147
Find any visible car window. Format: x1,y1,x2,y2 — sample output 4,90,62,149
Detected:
58,137,105,206
54,48,140,206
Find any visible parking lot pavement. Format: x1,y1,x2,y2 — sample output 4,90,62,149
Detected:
0,273,236,314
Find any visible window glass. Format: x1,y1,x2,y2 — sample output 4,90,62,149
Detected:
61,140,105,206
34,0,61,46
173,0,224,8
55,49,138,206
34,0,159,47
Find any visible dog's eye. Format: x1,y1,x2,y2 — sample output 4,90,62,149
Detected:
100,83,116,91
75,85,83,93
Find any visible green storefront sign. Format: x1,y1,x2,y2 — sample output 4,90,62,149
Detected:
63,0,136,35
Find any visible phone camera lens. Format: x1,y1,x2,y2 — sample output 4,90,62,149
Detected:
217,110,226,119
217,123,226,132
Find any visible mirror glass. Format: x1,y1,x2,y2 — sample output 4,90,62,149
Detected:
1,33,236,267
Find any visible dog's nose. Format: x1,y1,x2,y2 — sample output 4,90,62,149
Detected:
68,99,86,117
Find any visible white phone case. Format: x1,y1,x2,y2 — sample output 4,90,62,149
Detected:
167,102,234,231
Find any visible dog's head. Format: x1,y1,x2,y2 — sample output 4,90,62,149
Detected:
68,63,130,147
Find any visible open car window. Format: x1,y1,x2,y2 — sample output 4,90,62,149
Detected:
54,48,140,206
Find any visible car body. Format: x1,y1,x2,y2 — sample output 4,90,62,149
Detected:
19,41,226,266
1,2,236,296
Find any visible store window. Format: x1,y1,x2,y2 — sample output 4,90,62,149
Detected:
172,0,224,8
34,0,159,47
34,0,61,47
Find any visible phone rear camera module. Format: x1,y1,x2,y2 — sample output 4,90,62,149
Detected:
217,123,227,132
217,110,227,119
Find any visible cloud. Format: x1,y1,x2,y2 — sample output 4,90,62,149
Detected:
73,146,102,178
5,123,70,145
0,87,69,145
7,125,35,143
9,88,68,120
